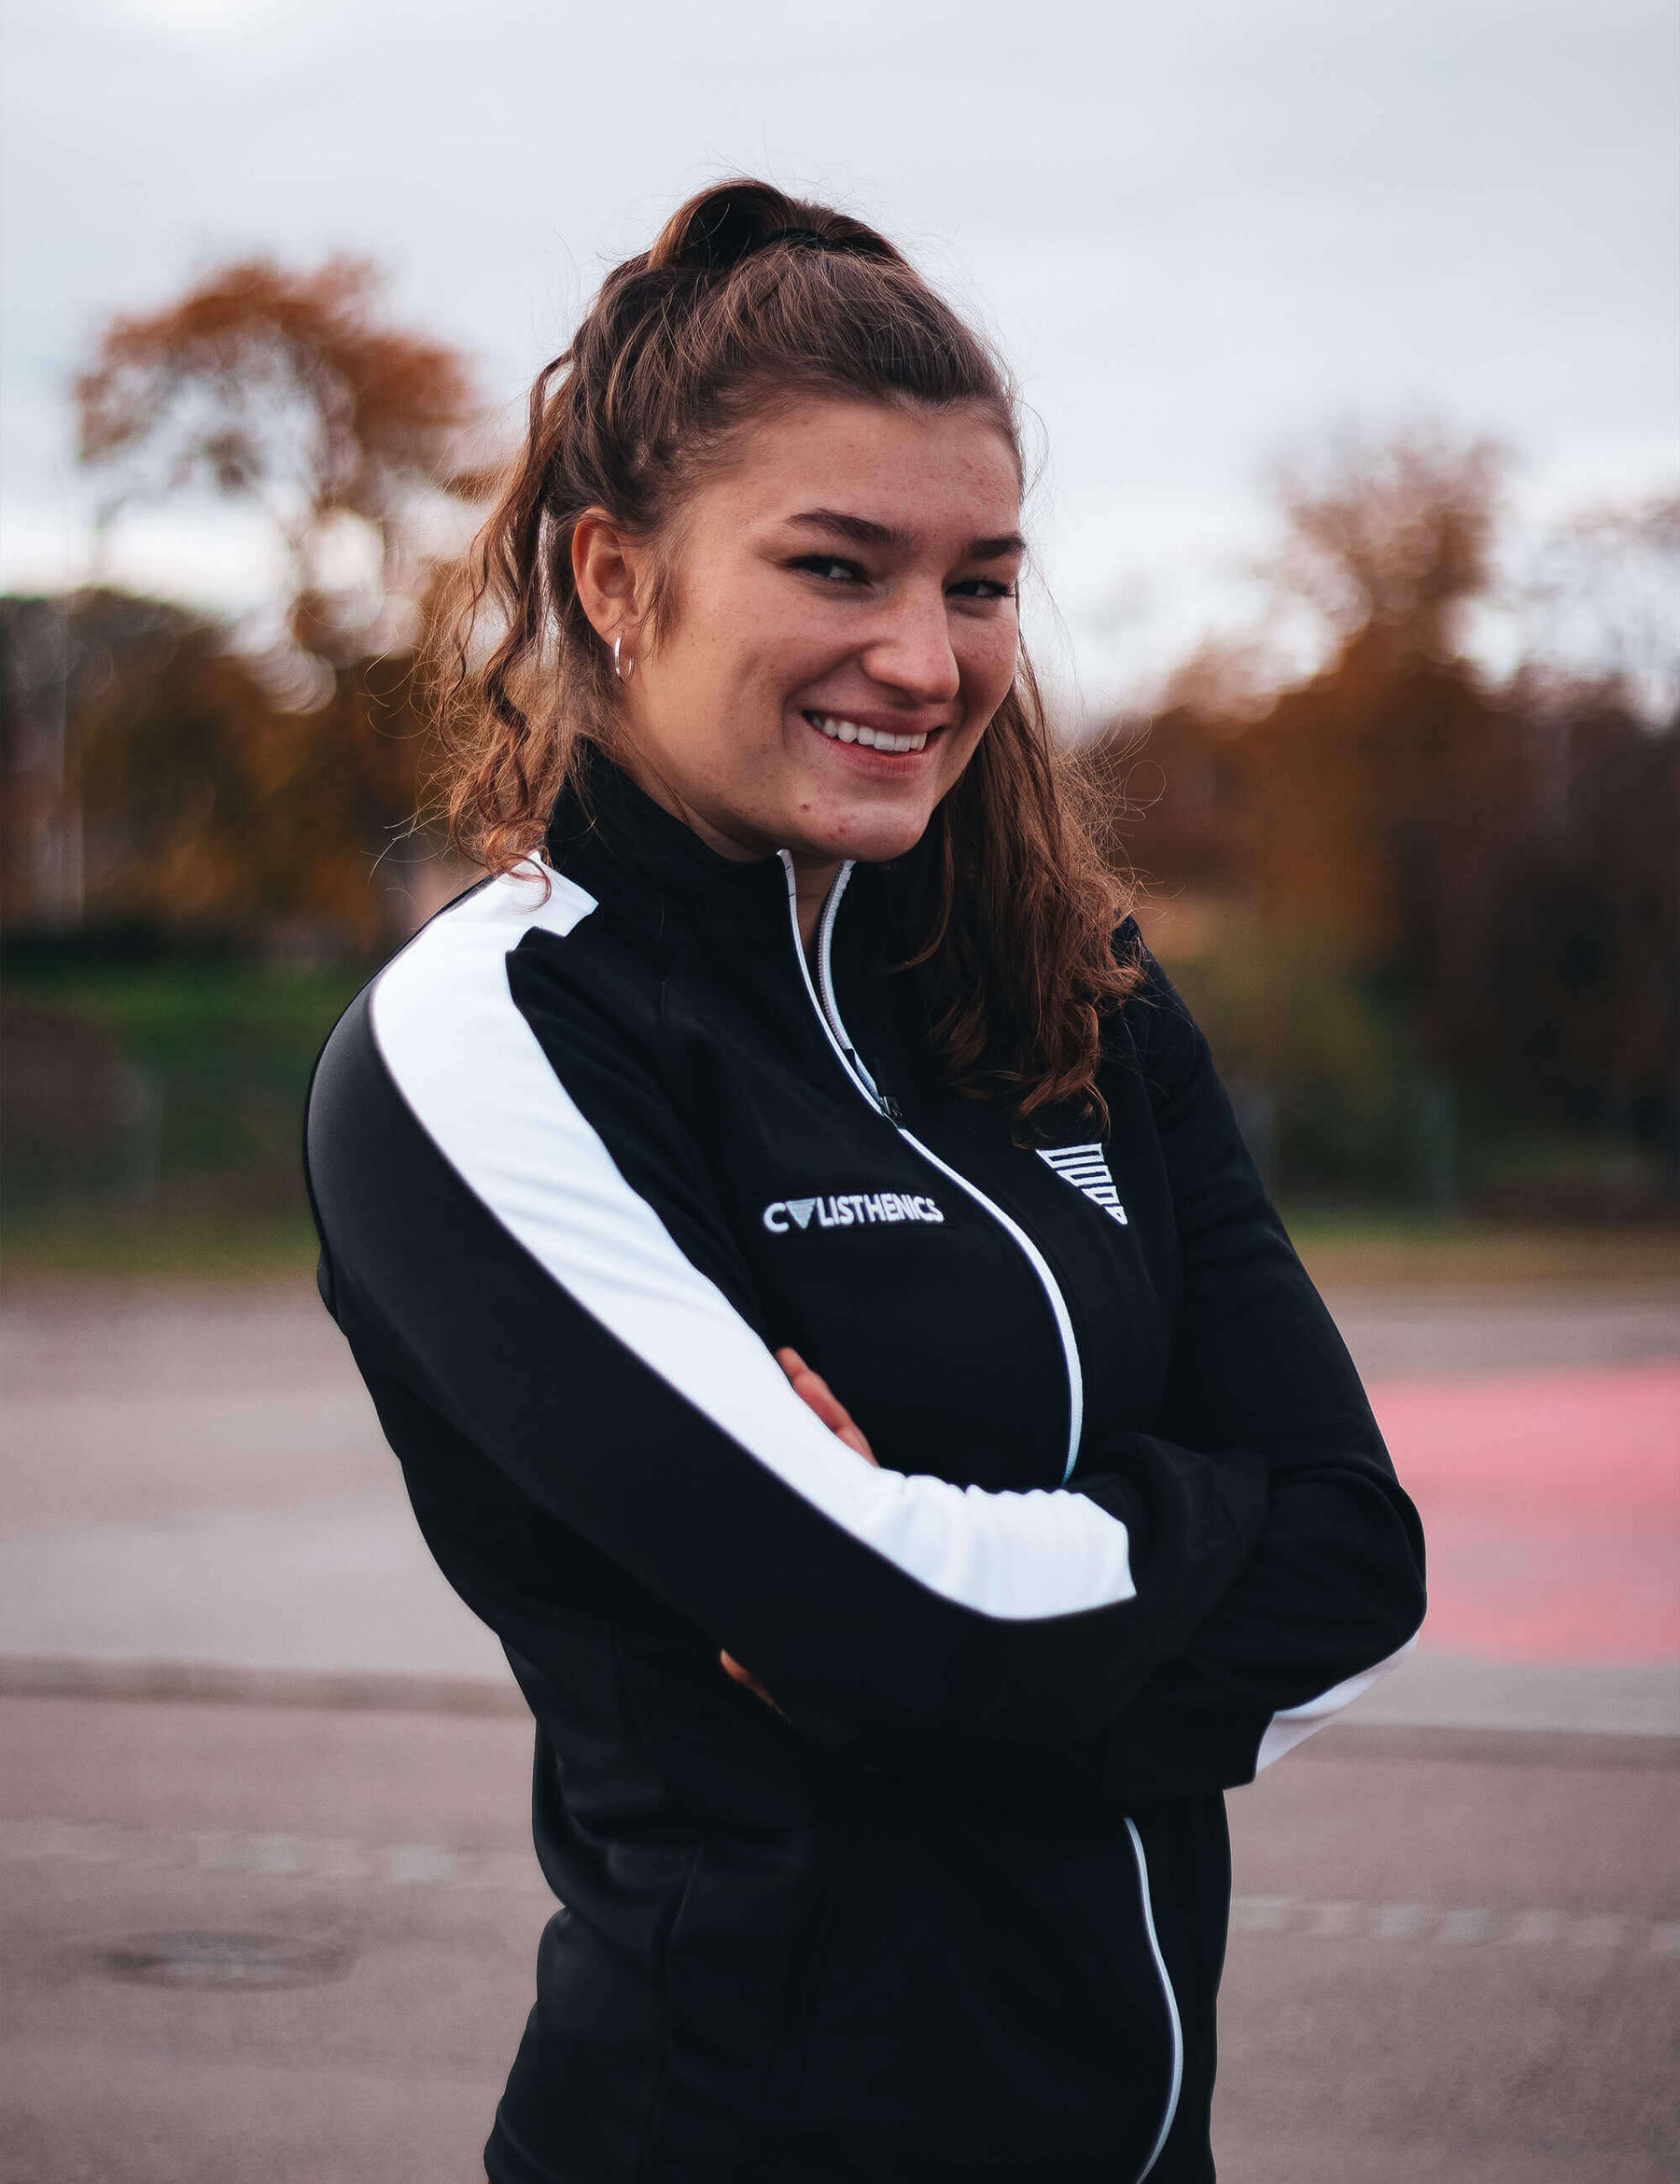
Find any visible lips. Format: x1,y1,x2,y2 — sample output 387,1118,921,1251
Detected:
804,711,937,755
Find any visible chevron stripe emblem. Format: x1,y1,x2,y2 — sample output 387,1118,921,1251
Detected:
1037,1141,1128,1225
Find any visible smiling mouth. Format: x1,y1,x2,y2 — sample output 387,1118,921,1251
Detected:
804,711,935,755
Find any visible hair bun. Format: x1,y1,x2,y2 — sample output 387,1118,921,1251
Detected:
738,225,844,259
647,179,898,276
649,181,795,273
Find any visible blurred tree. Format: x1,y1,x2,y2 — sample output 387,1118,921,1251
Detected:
75,255,488,666
1241,423,1514,963
0,589,440,950
1094,421,1516,960
9,256,498,946
1093,424,1678,1194
1473,677,1678,1148
1266,420,1507,662
0,594,88,930
1516,491,1680,725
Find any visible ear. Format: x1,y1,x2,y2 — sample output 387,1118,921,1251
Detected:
572,509,645,642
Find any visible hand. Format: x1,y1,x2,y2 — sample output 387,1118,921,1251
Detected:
720,1347,876,1715
772,1345,877,1466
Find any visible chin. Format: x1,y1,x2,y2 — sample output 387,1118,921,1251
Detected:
805,801,937,867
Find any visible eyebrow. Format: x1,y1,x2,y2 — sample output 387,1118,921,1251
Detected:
786,508,1026,561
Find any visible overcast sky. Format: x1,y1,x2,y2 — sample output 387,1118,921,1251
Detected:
3,0,1675,708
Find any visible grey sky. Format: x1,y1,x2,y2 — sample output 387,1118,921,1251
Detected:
3,0,1674,707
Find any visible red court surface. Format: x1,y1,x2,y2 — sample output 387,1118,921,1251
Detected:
1367,1363,1680,1666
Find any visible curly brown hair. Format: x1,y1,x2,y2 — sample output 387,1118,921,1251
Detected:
437,177,1142,1126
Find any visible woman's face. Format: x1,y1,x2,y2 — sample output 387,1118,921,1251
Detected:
573,395,1024,881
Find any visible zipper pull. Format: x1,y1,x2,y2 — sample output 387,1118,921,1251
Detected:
879,1093,903,1124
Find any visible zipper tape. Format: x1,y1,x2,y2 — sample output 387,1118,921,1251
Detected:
780,855,1085,1483
1125,1816,1185,2181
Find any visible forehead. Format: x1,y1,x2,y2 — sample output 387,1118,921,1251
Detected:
706,395,1022,541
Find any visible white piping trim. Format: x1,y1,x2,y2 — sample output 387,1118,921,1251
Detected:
1125,1816,1183,2182
790,855,1085,1484
1253,1632,1421,1771
815,865,884,1105
369,860,1136,1623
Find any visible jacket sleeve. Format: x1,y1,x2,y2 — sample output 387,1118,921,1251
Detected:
798,926,1427,1807
1090,927,1427,1796
304,873,1268,1749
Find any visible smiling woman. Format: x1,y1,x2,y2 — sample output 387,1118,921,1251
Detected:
310,178,1425,2184
568,402,1024,931
440,177,1141,1122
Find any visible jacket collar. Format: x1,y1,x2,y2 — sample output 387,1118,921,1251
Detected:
541,739,925,1010
543,739,796,937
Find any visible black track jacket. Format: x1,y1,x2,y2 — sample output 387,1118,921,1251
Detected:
304,750,1426,2184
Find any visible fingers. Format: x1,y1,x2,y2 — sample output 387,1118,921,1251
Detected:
793,1370,851,1435
720,1650,786,1717
774,1346,878,1463
776,1347,847,1428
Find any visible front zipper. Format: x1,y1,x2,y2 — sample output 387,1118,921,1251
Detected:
784,855,1183,2170
779,854,1085,1484
1124,1817,1184,2182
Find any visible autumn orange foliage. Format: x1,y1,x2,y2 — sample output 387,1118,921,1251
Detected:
1091,428,1677,1154
76,255,487,663
5,257,498,946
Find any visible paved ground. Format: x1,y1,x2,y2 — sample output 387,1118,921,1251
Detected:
1,1694,1674,2184
2,1276,1677,2179
1,1278,1675,1727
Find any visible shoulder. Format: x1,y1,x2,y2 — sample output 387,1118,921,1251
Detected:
1107,913,1205,1093
311,861,651,1138
376,861,682,1108
380,862,598,1013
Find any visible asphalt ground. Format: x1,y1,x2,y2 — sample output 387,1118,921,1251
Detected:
2,1281,1677,1727
3,1276,1677,2179
2,1695,1675,2184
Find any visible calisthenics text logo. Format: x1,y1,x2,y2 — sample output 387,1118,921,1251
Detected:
762,1191,945,1234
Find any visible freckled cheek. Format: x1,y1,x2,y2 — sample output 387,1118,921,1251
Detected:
693,599,847,707
681,629,801,721
958,623,1021,717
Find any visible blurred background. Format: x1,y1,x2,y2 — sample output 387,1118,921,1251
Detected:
1,2,1675,2179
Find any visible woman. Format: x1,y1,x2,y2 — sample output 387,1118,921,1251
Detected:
304,180,1426,2184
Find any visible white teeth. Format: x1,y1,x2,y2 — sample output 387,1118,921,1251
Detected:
810,715,931,754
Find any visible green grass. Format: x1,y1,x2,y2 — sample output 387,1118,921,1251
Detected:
3,958,371,1217
1279,1205,1680,1287
0,1208,323,1283
4,959,1674,1291
6,956,367,1033
3,1199,1674,1291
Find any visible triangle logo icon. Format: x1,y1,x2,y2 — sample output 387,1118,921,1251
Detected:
787,1198,817,1230
1036,1142,1128,1225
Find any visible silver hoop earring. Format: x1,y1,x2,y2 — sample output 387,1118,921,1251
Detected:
613,633,636,683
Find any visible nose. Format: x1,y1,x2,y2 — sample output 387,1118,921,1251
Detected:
861,581,961,708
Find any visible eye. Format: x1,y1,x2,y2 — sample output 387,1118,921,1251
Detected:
947,577,1017,602
789,553,869,586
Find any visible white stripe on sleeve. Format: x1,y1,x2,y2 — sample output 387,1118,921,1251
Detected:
1253,1634,1420,1771
370,862,1137,1625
